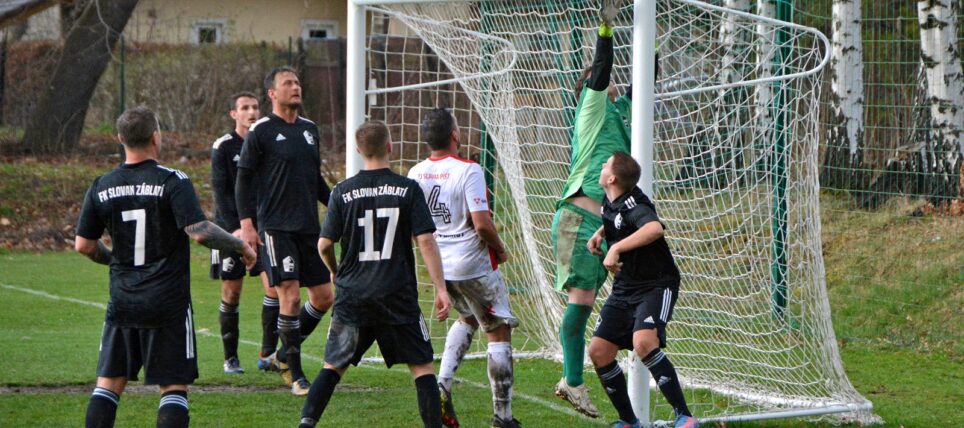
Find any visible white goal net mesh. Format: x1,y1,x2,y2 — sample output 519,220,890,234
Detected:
361,0,877,424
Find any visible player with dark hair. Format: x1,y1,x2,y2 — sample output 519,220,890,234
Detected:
586,152,697,428
209,91,280,375
236,66,333,395
409,108,520,428
299,121,451,428
551,0,633,417
76,106,256,428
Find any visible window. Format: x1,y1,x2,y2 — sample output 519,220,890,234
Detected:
192,19,226,44
301,20,338,41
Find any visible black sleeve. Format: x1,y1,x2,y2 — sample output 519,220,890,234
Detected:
168,175,208,230
76,178,105,239
586,34,614,92
318,176,331,206
409,184,436,237
235,167,256,222
211,147,240,230
319,187,343,241
630,204,661,230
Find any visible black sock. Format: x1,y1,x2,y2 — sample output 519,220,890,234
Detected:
595,361,636,423
415,374,442,428
278,315,304,380
299,301,326,342
642,348,691,417
219,301,240,360
261,296,280,356
86,387,119,428
156,390,189,428
299,368,341,427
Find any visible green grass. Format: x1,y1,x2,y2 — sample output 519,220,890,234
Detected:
0,192,961,427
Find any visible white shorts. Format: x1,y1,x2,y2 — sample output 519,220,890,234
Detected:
446,270,519,332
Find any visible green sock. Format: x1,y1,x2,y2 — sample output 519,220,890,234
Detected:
560,303,592,386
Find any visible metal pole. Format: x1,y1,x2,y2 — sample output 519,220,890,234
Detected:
346,0,367,177
119,34,126,117
771,0,791,321
629,0,656,425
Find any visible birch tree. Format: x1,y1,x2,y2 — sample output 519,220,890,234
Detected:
918,0,964,155
821,0,865,190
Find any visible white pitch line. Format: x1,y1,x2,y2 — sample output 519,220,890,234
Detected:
1,283,604,425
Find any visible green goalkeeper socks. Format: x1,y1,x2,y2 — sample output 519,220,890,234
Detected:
560,303,593,386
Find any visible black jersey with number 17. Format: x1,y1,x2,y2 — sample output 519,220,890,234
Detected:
75,160,207,328
320,168,436,326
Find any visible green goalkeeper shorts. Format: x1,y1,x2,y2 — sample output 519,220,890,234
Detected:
552,201,608,292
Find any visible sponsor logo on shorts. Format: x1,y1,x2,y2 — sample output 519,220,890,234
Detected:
222,257,235,272
283,256,295,273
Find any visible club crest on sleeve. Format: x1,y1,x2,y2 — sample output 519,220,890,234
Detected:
614,213,623,230
303,131,315,146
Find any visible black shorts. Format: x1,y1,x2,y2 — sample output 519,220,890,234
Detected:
324,316,434,369
209,249,264,280
96,305,198,385
593,287,678,350
260,231,330,287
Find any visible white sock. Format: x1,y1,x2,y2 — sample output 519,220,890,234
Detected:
438,320,476,391
487,341,514,420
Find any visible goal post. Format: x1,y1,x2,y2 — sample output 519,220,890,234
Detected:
346,0,880,425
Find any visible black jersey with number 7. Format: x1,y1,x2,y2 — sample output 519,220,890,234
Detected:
76,160,207,328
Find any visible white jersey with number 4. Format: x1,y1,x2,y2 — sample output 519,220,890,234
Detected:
408,155,495,280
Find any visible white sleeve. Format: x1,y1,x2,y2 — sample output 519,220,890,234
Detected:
464,164,490,213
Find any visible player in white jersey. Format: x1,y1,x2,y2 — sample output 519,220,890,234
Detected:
408,108,520,428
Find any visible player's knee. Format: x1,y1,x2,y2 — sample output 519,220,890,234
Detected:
486,323,511,342
222,289,241,305
309,285,334,309
587,338,615,367
632,329,659,358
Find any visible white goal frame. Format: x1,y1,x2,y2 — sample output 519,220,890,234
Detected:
344,1,871,426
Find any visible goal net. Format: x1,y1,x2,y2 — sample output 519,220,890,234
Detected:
355,0,878,424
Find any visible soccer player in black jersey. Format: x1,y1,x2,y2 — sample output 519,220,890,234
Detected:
585,152,698,428
299,121,452,428
75,106,257,428
235,66,334,395
209,92,280,375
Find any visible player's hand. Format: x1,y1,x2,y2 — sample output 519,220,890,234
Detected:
495,248,509,265
240,242,258,270
603,248,623,273
241,225,262,250
231,228,243,239
587,232,604,256
434,288,451,322
599,0,619,28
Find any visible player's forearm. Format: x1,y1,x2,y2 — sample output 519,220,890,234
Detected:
235,167,257,221
471,212,505,254
185,220,245,253
317,237,337,274
416,233,447,292
587,29,614,92
610,221,663,254
76,238,111,265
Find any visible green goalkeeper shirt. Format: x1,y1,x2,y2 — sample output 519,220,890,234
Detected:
559,86,632,205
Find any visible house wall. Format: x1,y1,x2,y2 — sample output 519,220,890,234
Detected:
127,0,347,44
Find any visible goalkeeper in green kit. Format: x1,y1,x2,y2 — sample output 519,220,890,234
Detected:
552,0,645,417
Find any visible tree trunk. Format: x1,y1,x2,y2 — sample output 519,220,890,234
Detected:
918,0,964,155
821,0,866,191
22,0,138,154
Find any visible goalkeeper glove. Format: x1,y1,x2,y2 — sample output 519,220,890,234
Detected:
599,0,619,37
